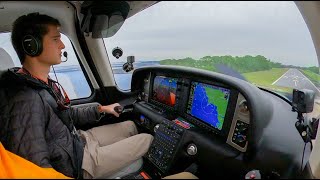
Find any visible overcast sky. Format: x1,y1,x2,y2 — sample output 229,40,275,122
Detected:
104,1,318,67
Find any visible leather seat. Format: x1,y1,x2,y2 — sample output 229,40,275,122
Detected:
0,47,15,76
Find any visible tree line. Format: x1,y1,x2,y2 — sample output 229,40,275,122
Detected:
159,55,318,74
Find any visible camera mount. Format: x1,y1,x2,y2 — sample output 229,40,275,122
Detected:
291,89,315,143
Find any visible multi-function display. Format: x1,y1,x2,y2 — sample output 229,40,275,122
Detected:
186,81,230,130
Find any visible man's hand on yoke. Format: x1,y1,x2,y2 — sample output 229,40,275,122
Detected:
98,103,122,117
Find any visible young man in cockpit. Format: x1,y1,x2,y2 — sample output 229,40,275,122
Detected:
0,12,153,179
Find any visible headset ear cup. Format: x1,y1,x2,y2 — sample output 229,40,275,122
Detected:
36,36,42,56
22,35,42,56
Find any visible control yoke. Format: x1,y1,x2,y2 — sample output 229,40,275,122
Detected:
114,105,134,114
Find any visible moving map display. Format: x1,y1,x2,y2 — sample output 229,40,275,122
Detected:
151,76,177,107
187,82,230,130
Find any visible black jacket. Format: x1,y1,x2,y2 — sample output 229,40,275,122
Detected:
0,67,101,178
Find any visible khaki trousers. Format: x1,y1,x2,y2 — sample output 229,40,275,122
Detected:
79,121,153,179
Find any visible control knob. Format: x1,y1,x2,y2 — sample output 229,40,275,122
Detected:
154,124,160,133
235,134,247,143
187,143,197,156
245,170,261,179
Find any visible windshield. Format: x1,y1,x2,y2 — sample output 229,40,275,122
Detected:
103,1,319,104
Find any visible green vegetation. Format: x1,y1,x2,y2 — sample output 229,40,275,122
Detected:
243,68,293,93
300,69,320,87
303,66,319,74
242,68,288,85
160,55,283,73
159,55,318,94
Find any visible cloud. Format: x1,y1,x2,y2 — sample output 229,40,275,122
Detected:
105,1,318,67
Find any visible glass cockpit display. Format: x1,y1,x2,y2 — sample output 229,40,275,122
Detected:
151,76,178,107
187,82,230,130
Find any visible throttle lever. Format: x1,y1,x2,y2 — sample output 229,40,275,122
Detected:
122,104,133,113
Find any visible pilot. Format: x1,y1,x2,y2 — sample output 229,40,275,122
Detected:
0,12,153,179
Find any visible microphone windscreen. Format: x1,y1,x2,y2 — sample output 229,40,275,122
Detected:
63,51,68,57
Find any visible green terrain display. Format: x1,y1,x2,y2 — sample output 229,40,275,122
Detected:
188,82,230,130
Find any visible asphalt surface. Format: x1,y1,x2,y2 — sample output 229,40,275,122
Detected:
272,68,320,97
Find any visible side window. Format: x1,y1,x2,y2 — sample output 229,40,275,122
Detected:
0,32,92,100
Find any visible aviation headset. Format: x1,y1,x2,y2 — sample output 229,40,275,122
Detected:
20,12,43,56
21,34,42,57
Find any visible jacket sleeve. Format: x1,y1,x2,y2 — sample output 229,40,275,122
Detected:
69,104,101,126
4,90,52,168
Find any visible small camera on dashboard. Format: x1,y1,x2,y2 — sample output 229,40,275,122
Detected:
292,89,315,113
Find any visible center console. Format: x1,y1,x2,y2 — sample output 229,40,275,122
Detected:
146,120,184,173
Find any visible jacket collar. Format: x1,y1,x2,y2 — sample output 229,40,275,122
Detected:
1,67,50,90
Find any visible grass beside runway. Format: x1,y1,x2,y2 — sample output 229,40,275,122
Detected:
242,68,292,93
300,69,320,87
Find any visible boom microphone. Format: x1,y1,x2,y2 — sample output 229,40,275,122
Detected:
61,51,68,62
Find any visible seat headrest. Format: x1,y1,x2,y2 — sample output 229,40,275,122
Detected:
0,48,15,76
